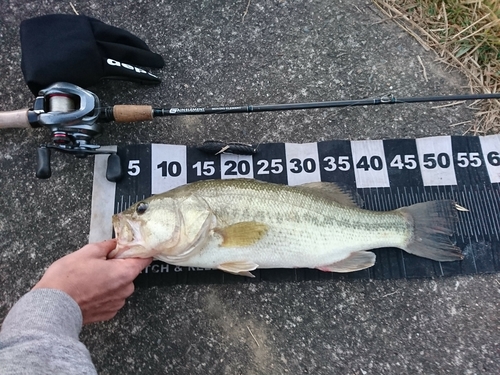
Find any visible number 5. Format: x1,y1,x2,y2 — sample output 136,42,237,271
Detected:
128,160,140,176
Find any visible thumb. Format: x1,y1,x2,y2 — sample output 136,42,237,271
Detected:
119,257,154,275
82,239,118,258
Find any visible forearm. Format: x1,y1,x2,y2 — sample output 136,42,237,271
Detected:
0,289,96,375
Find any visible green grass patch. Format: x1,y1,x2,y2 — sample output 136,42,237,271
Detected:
373,0,500,134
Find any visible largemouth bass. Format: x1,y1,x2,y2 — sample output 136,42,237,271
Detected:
109,179,463,276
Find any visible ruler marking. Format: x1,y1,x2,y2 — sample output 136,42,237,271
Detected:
466,186,482,239
469,185,487,239
370,188,376,211
390,188,397,209
437,185,444,201
372,189,378,211
409,186,416,205
419,186,425,202
363,191,374,210
402,186,409,207
380,188,388,211
386,187,392,210
385,190,391,211
449,186,463,245
485,188,500,241
371,188,378,210
375,188,382,211
396,186,403,208
452,186,466,243
480,187,497,240
464,186,478,239
461,189,475,240
476,184,490,239
474,184,491,239
387,192,392,211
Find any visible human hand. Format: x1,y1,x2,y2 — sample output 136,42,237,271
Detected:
32,239,152,324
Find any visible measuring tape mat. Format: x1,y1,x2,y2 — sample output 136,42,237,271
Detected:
90,135,500,287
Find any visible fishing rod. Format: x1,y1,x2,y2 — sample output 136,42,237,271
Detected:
100,92,500,122
0,82,499,180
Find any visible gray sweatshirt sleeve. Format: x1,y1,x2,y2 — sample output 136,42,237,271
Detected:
0,289,97,375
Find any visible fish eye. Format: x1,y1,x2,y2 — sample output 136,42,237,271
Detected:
136,202,148,215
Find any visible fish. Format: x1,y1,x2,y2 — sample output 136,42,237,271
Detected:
109,178,463,277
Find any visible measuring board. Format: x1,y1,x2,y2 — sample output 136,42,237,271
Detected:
89,135,500,287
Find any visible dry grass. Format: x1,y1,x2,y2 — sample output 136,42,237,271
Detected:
372,0,500,134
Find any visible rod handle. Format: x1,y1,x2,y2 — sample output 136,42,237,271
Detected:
112,105,154,123
0,109,31,129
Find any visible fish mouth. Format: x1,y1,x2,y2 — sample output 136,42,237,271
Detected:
109,214,149,259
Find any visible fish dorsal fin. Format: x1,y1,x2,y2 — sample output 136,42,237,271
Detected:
215,221,269,247
218,261,258,277
298,182,360,207
318,251,376,273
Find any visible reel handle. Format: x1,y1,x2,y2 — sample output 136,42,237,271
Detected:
36,146,51,179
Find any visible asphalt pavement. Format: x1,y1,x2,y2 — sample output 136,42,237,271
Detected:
1,1,499,374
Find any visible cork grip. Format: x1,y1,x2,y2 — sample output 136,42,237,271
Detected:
0,109,30,129
112,105,154,123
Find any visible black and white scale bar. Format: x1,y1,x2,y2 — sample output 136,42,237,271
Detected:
89,135,500,286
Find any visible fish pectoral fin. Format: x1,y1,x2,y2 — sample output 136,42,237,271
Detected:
215,221,269,247
317,251,376,273
218,261,258,278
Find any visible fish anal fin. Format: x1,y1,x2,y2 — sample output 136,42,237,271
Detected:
299,182,361,207
218,261,258,278
317,251,376,273
215,221,268,247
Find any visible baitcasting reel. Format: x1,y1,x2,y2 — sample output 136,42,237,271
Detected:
27,82,122,181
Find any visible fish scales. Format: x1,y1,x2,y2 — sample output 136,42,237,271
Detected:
110,178,463,276
189,180,407,261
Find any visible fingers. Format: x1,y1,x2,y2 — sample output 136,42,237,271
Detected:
110,257,153,284
82,286,133,325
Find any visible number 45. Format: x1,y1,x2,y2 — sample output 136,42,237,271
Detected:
389,155,417,170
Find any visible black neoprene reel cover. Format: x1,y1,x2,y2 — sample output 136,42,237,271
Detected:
20,14,165,95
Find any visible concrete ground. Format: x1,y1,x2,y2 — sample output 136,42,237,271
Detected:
1,1,499,374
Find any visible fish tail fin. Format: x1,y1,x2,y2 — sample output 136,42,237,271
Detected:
398,200,463,262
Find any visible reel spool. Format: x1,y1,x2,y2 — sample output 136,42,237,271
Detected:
48,93,76,112
48,94,75,145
